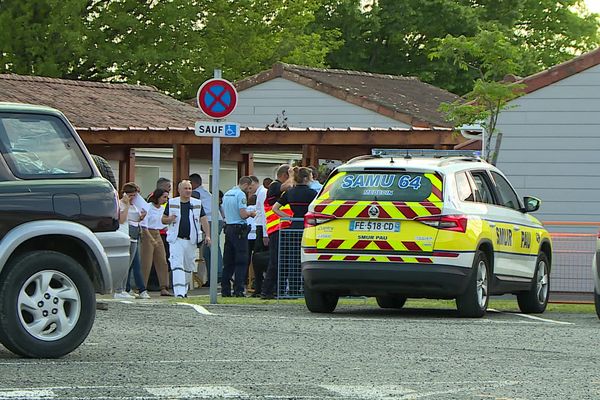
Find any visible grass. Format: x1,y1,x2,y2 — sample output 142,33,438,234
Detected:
177,295,597,314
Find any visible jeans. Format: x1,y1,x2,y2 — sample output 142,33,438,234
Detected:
126,241,146,293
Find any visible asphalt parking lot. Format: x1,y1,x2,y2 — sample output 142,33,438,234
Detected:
0,297,599,400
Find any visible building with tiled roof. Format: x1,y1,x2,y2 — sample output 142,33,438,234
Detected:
0,74,200,130
231,62,461,129
493,47,600,293
0,71,464,192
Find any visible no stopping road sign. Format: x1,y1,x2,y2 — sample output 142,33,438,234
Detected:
197,78,238,119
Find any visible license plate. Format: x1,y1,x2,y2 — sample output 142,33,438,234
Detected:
349,220,400,232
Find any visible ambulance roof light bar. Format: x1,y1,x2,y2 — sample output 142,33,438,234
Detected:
371,149,482,159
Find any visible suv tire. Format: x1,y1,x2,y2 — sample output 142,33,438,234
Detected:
595,290,600,319
456,250,489,317
517,252,550,314
0,251,96,358
376,296,407,309
91,154,117,189
304,285,338,313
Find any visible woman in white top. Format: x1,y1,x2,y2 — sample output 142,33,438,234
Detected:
140,188,172,296
115,182,150,299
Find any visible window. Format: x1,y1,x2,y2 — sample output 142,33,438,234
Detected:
455,172,474,202
491,171,521,210
326,171,440,202
0,113,92,179
470,171,495,204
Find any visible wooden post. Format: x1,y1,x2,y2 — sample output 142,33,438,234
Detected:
118,147,135,189
241,152,254,176
172,144,189,196
302,144,318,167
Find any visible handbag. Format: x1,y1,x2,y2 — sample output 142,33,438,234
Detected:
128,225,140,240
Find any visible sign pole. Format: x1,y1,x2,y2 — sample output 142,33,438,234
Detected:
209,69,221,305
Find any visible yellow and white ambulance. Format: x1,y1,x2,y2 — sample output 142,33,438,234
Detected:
301,150,552,317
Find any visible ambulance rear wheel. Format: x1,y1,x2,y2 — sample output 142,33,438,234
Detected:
595,290,600,319
304,285,338,313
376,296,407,309
456,250,489,318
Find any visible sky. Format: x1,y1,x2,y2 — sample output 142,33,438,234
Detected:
585,0,600,12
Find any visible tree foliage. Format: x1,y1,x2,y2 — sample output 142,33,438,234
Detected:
318,0,599,95
0,0,340,99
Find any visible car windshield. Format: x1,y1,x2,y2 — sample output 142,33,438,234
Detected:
0,112,92,179
325,171,440,202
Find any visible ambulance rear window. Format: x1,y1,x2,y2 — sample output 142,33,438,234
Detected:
326,172,439,202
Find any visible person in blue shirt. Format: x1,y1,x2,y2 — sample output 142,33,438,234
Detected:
221,176,259,297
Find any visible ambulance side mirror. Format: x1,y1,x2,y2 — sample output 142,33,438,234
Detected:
522,196,540,213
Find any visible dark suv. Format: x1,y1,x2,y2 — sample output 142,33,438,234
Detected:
0,103,129,358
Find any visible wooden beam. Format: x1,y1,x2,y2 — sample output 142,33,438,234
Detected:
172,144,189,196
301,145,318,167
79,129,463,147
118,148,136,189
242,152,254,176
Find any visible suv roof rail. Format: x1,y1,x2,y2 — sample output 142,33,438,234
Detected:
371,148,482,160
346,154,381,164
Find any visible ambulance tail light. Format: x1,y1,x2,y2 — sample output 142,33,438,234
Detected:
416,215,468,233
305,212,336,228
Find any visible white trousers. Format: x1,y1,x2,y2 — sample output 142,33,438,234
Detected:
169,238,197,297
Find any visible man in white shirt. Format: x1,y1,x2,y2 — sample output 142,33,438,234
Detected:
190,173,223,285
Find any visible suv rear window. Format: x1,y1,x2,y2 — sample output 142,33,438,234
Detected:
326,171,439,202
0,113,92,179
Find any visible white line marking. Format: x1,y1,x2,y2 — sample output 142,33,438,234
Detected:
0,390,54,399
178,302,213,315
489,308,573,325
513,312,574,325
146,386,248,398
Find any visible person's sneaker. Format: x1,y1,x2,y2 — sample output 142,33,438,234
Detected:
221,293,232,297
138,290,151,299
260,293,275,300
128,290,140,298
234,292,246,298
114,291,135,299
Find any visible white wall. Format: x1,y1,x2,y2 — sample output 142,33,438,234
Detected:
229,78,410,129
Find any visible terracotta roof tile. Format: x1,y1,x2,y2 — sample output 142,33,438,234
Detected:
0,74,201,129
519,47,600,93
236,63,461,128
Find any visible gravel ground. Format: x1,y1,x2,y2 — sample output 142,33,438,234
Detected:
0,298,598,399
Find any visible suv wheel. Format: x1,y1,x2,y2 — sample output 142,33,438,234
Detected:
0,251,96,358
456,250,489,317
517,252,550,314
91,154,117,189
304,284,338,313
376,296,407,309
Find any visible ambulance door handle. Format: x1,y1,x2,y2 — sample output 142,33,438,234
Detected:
488,222,496,228
513,226,520,231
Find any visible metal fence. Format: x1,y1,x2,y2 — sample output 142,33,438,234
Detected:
277,220,305,299
544,222,598,293
274,219,600,298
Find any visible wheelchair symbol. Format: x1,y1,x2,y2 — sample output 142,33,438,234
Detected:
224,124,237,137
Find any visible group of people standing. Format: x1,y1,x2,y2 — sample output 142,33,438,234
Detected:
113,163,322,300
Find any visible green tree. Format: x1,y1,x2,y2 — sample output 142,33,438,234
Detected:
316,0,599,95
0,0,89,77
430,27,526,165
0,0,340,99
